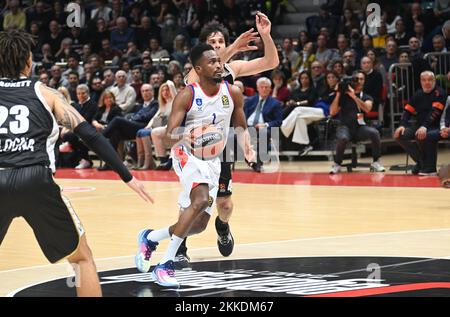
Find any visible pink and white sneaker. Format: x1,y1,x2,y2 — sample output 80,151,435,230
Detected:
151,260,179,288
135,229,158,273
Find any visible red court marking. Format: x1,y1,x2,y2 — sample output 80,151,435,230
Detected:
55,169,441,188
305,282,450,297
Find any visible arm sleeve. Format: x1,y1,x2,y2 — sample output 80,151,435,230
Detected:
74,122,133,182
399,96,416,127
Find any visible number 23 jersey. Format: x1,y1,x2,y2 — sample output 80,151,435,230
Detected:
0,79,59,171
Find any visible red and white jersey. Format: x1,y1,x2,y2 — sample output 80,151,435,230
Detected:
185,81,234,142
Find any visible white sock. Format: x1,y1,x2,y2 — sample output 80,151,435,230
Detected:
159,234,184,264
147,228,170,242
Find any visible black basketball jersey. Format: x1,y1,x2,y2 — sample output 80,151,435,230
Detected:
0,78,59,171
222,63,235,84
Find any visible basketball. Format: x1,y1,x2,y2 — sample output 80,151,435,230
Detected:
438,164,450,188
190,125,225,160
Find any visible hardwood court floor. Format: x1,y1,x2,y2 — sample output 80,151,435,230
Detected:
0,150,449,296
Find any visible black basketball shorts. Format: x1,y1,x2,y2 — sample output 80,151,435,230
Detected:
0,165,84,263
218,161,233,197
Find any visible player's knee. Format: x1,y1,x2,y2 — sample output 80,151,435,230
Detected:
217,197,233,216
68,236,94,264
191,197,210,213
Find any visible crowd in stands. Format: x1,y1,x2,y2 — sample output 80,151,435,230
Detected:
1,0,449,175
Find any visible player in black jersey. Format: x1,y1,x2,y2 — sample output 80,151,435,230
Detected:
176,12,279,267
0,30,154,297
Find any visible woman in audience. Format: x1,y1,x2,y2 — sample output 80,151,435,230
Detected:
366,49,387,85
271,69,290,105
281,71,321,156
92,91,123,132
134,81,176,170
284,71,318,117
293,41,316,74
331,59,345,78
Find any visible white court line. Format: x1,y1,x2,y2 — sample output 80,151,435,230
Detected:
331,256,450,275
3,226,450,275
65,186,179,202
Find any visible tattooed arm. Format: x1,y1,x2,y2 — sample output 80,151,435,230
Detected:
39,83,85,130
39,83,154,203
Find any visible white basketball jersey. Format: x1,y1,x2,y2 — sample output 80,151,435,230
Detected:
185,81,234,142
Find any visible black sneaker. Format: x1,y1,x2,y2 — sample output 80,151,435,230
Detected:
412,164,420,175
173,251,191,270
299,145,313,157
217,227,234,257
156,159,173,171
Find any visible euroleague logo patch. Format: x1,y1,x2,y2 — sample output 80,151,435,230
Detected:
10,257,450,297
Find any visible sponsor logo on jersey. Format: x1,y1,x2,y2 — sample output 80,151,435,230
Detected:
196,98,203,112
222,95,230,108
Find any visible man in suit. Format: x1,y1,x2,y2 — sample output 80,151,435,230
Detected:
244,77,283,172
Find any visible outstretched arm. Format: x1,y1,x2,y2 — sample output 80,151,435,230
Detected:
228,12,279,78
39,83,154,203
185,28,260,84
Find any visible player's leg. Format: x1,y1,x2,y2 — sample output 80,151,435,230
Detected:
67,235,102,297
215,162,234,256
150,184,210,287
19,166,100,296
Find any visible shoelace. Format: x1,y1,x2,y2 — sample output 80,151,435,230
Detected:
144,240,156,260
176,254,187,262
165,262,176,277
144,246,153,260
219,233,230,245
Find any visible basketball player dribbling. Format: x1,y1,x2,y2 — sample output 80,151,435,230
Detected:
0,30,154,297
135,43,255,287
177,11,279,265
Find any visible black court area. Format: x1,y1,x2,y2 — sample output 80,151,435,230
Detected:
11,256,450,297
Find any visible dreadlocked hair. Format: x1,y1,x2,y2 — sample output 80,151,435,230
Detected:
0,30,34,79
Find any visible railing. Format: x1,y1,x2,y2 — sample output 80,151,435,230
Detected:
388,62,415,135
424,52,450,92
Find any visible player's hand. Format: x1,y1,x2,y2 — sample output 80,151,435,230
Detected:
415,126,427,140
441,127,450,138
233,28,260,53
255,11,271,36
126,176,154,204
394,126,405,139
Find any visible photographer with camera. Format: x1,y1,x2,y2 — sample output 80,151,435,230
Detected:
329,70,385,174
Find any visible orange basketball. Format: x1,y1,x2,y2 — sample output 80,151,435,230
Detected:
190,125,225,160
